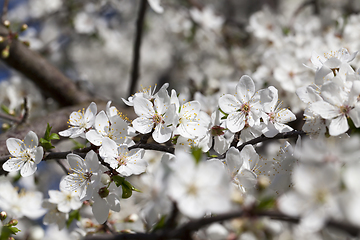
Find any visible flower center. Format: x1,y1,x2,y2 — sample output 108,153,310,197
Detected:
340,105,351,115
211,125,225,136
240,103,250,114
116,155,127,167
153,113,163,125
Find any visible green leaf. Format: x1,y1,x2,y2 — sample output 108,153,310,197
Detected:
49,133,60,140
44,123,52,140
151,215,167,232
71,139,86,150
218,108,229,118
112,175,125,187
0,226,21,240
7,226,20,234
1,104,10,115
256,197,276,210
66,210,81,228
132,186,142,192
191,147,203,164
39,138,50,144
122,183,133,199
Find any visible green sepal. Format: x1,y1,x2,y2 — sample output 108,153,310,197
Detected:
71,139,86,150
0,226,20,240
66,209,81,228
1,104,11,115
112,175,125,187
256,197,276,210
40,123,59,151
219,108,229,119
191,147,203,164
122,180,133,199
151,215,167,232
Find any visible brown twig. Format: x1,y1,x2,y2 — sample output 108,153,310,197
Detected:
1,0,9,22
129,0,148,96
0,112,22,124
83,209,360,239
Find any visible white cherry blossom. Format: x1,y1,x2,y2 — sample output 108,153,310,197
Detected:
59,102,97,138
309,81,360,136
101,138,146,177
48,179,82,213
3,131,43,177
218,75,263,133
61,150,101,201
261,86,296,137
132,89,176,143
167,151,231,218
173,100,207,139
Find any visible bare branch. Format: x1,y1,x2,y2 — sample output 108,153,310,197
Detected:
1,0,9,22
0,24,92,107
83,209,360,239
129,0,148,96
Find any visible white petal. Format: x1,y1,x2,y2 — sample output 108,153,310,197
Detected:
24,131,39,148
218,94,241,114
20,161,37,177
309,101,340,119
328,115,348,136
133,97,155,118
92,197,109,224
132,117,154,134
226,112,246,133
153,123,172,143
6,138,24,157
236,75,255,103
2,158,24,172
225,147,242,177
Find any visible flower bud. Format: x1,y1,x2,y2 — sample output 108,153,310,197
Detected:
0,36,4,43
124,214,138,223
0,211,7,221
29,226,45,240
22,41,30,47
8,219,18,226
257,175,270,190
21,24,28,31
2,45,10,58
98,187,109,198
100,174,111,185
210,125,225,136
3,20,10,28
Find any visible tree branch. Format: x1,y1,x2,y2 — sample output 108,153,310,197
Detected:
1,0,9,22
83,209,360,239
0,24,92,107
129,0,148,96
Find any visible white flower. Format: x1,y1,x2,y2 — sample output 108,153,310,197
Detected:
167,151,231,218
218,75,263,133
48,179,82,213
91,181,121,224
59,102,97,138
174,101,207,139
0,180,45,219
147,0,164,14
122,83,169,106
61,151,101,201
86,110,130,146
101,138,146,177
3,131,43,177
309,81,360,136
42,200,68,230
132,89,176,143
278,164,340,232
261,86,296,137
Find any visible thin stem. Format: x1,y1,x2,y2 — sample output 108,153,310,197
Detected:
2,0,9,22
0,112,21,123
129,0,148,97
